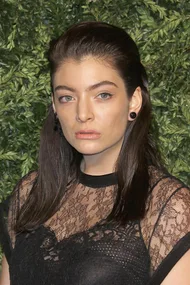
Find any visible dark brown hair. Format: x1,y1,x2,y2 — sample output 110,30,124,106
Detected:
16,21,162,231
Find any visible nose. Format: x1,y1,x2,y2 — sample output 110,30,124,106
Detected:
76,98,94,123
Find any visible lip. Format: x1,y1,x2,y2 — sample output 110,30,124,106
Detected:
75,130,101,139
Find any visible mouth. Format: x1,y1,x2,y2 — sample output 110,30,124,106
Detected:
75,130,101,140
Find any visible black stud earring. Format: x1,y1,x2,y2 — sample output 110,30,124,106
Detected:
129,112,137,119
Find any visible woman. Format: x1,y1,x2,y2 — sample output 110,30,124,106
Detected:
0,21,190,285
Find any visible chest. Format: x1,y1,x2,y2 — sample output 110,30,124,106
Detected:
10,220,150,285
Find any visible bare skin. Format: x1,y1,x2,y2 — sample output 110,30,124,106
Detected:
0,256,10,285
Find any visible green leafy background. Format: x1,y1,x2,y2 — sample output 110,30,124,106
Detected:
0,0,190,267
0,1,190,203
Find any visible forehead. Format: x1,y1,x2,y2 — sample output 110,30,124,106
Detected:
53,56,124,88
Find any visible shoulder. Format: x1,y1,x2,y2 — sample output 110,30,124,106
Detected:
12,170,38,205
6,170,38,215
1,170,38,211
146,166,190,237
0,171,38,259
14,170,38,193
142,166,190,274
151,178,190,242
147,166,189,212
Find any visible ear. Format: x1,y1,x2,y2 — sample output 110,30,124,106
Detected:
52,93,56,114
128,87,142,121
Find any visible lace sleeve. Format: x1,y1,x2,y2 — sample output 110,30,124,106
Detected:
0,171,37,262
142,173,190,283
149,185,190,265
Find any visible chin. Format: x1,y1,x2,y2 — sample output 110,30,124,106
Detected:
73,143,105,156
77,148,103,156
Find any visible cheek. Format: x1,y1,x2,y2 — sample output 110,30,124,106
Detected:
101,105,129,130
58,113,75,137
60,120,73,134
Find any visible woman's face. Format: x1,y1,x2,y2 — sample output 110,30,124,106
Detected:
53,56,139,159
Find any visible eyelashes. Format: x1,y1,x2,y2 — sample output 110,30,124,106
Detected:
96,92,113,100
58,96,73,103
57,92,113,104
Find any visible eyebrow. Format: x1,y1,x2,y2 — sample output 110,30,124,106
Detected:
54,80,118,93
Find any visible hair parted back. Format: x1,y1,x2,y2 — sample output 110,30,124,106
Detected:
16,21,163,232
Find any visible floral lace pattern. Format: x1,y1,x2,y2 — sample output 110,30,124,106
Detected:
4,166,190,277
45,184,116,241
141,172,190,271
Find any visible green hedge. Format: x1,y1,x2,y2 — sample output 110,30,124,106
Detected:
0,0,190,202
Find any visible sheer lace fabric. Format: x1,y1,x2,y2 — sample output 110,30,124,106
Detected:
7,171,37,247
44,184,116,242
1,166,190,285
141,174,190,272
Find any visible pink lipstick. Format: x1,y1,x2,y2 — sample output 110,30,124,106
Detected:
75,130,101,139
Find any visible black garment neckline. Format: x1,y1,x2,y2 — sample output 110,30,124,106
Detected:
79,169,118,188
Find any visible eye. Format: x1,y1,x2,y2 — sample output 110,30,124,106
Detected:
58,96,74,103
97,93,113,100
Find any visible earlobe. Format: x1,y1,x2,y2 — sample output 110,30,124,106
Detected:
128,87,142,121
129,112,137,120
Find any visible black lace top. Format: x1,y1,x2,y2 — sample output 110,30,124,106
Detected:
0,166,190,285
